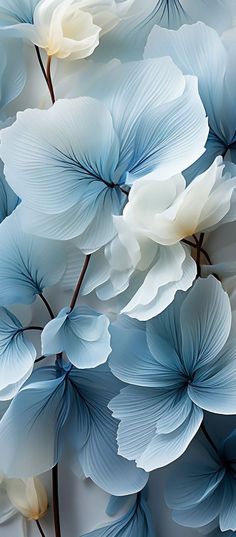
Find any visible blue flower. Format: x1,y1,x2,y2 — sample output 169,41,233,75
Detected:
0,307,36,400
0,362,148,495
165,426,236,533
0,211,66,305
42,305,111,369
109,276,236,471
144,22,236,182
94,0,236,62
0,57,208,253
81,489,155,536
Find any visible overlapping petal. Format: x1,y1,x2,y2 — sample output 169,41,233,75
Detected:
42,306,111,369
0,307,36,400
81,491,155,536
0,363,147,495
0,211,66,305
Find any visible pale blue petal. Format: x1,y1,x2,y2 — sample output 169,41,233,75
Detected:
1,97,120,214
70,367,148,495
189,345,236,414
0,307,36,399
144,23,226,139
0,0,38,26
137,405,203,471
220,476,236,531
172,484,223,528
127,76,208,182
180,276,231,374
81,492,155,537
165,462,225,510
109,385,197,470
0,366,70,477
0,167,19,223
109,322,182,387
0,212,66,305
42,306,111,369
0,39,26,112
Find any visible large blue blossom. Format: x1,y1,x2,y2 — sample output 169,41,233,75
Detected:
0,211,66,305
145,22,236,182
109,276,236,471
0,57,208,253
165,426,236,533
42,305,111,369
0,361,147,495
82,490,155,536
0,0,39,27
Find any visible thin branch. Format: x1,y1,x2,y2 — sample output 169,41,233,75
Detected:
70,254,91,310
52,465,61,537
22,326,43,332
36,520,47,537
39,294,55,320
200,422,218,455
46,56,56,104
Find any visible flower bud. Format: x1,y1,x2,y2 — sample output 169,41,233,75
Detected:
17,0,135,61
6,477,48,520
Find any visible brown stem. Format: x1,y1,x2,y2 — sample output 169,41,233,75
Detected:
39,294,55,320
22,326,43,332
36,519,47,537
52,465,61,537
200,422,218,455
70,254,91,311
35,46,48,86
196,233,204,278
46,56,56,104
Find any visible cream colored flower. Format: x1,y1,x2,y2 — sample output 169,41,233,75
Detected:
6,477,48,521
123,157,236,246
10,0,135,60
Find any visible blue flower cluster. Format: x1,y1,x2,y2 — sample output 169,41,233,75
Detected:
0,1,236,536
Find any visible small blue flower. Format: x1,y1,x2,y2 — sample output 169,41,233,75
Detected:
109,276,236,471
165,426,236,533
145,22,236,182
0,363,148,496
42,305,111,369
0,57,208,253
0,211,66,305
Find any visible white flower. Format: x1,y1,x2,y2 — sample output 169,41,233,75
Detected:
123,157,236,246
96,157,236,321
6,477,48,520
9,0,135,60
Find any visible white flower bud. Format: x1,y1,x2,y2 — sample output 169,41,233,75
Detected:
14,0,135,60
6,477,48,521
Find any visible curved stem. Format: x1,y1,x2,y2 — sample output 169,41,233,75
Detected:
70,254,91,310
35,355,46,364
39,294,55,320
35,46,48,86
22,326,43,332
36,520,47,537
200,422,218,455
46,56,56,104
52,465,61,537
